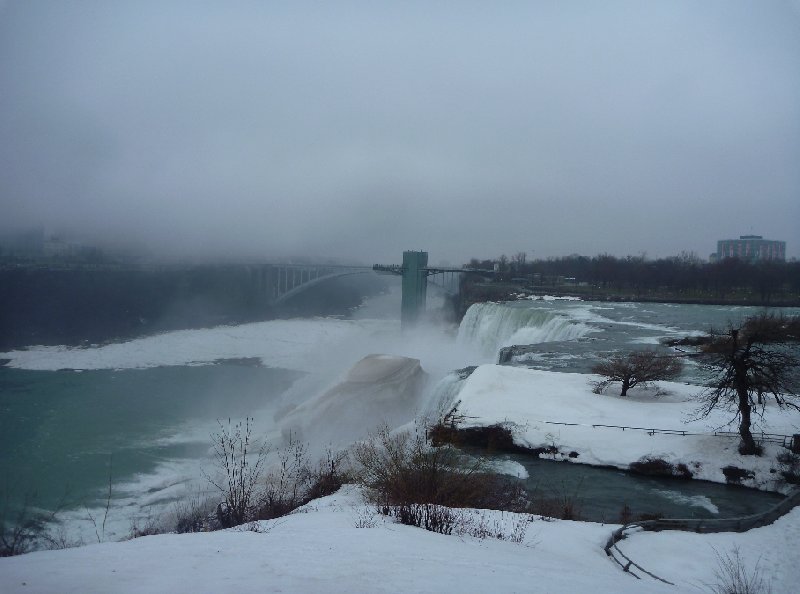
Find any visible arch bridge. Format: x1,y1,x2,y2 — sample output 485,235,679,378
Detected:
247,262,372,306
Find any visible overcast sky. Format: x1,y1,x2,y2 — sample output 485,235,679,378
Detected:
1,0,798,264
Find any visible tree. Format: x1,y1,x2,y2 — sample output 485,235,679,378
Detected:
697,314,800,455
592,350,683,397
511,252,527,272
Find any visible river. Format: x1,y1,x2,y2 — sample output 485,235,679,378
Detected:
1,279,796,542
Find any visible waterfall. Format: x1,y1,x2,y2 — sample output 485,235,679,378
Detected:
418,368,475,423
457,302,590,357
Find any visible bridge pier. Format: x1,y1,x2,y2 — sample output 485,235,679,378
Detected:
401,251,428,329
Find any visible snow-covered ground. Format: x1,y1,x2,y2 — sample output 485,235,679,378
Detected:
1,485,797,593
0,487,800,594
455,365,800,493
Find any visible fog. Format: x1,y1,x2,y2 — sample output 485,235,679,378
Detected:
1,0,798,263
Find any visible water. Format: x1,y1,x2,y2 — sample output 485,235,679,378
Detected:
498,453,784,522
0,363,302,513
0,284,795,541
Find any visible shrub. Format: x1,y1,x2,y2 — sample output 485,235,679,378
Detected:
721,466,756,485
629,457,693,479
352,424,525,515
708,546,772,594
304,448,349,502
172,493,218,533
255,433,308,521
776,451,800,484
385,503,457,535
254,438,350,521
128,508,165,539
205,418,269,528
1,491,72,556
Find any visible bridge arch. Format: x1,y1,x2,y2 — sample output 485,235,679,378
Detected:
272,270,373,305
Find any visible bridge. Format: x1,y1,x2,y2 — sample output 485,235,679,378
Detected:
250,251,489,327
373,251,492,328
245,262,372,306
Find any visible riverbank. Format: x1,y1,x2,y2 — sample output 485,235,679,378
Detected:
448,365,800,494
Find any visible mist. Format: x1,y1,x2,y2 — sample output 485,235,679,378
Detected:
1,0,798,263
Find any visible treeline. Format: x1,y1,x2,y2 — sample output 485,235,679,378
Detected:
466,253,800,304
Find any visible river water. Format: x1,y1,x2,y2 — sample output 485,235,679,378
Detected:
0,280,796,540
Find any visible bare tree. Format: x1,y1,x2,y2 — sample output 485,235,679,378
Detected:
592,350,683,396
511,251,527,272
697,314,800,455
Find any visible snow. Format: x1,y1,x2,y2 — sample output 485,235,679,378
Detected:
455,365,800,492
2,485,797,593
0,318,389,373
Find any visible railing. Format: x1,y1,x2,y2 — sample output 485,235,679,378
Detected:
541,420,795,448
605,487,800,583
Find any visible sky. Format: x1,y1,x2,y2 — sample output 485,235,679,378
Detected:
1,0,798,265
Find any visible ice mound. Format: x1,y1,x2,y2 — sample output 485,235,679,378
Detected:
278,354,427,451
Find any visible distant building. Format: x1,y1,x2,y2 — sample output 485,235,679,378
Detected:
713,235,786,263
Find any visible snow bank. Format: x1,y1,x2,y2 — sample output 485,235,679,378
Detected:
455,365,800,492
0,318,389,373
2,485,797,593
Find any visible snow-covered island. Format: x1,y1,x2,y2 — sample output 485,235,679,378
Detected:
454,365,800,494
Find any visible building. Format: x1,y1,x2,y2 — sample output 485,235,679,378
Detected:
714,235,786,263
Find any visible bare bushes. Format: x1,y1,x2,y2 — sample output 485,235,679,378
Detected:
204,420,350,528
629,456,693,479
1,491,74,557
386,503,458,535
171,493,218,534
254,436,348,521
381,504,531,542
353,425,525,510
205,418,268,528
351,425,528,534
708,547,772,594
776,450,800,484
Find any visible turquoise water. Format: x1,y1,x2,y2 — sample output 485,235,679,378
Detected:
0,363,301,512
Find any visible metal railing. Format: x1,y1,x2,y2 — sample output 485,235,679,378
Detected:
542,420,795,448
604,487,800,583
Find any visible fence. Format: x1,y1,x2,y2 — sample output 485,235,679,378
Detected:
542,420,796,448
604,487,800,582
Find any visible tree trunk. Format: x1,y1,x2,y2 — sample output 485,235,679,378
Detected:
738,393,757,454
731,330,758,455
620,377,630,397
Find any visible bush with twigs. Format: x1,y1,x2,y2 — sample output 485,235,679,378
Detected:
707,546,772,594
351,424,527,533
